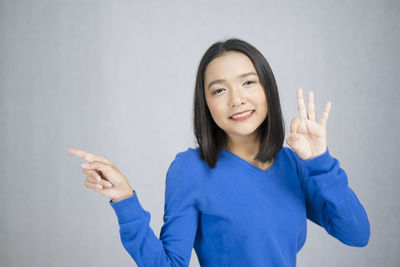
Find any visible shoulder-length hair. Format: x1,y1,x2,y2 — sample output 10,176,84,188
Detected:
193,38,285,168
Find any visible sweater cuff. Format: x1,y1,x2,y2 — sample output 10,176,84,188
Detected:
109,191,146,224
302,147,335,174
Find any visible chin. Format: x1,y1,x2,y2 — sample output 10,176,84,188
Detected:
226,127,259,137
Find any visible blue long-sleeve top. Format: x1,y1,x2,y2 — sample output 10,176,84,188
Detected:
109,146,370,266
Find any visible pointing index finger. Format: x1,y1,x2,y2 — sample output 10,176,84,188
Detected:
67,148,111,164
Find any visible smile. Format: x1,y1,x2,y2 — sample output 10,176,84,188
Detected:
229,110,255,121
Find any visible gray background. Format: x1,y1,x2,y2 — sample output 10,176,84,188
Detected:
1,0,399,266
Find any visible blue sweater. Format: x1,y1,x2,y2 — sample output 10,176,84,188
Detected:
109,146,370,266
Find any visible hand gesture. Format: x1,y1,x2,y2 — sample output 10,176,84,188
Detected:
67,148,134,202
285,88,332,160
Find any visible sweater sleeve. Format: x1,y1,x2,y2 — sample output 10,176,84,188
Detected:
108,155,199,266
291,147,370,247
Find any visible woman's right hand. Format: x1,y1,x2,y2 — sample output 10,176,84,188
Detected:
67,148,134,202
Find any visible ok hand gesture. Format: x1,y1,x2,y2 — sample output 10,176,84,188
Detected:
67,148,134,202
285,88,332,160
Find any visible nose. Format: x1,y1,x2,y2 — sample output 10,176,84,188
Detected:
230,87,247,107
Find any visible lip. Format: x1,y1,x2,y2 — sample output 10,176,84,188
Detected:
230,109,254,118
229,110,255,121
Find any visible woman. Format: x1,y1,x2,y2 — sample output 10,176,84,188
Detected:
68,38,370,266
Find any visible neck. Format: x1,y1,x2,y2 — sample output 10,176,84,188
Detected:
225,133,273,170
225,133,260,160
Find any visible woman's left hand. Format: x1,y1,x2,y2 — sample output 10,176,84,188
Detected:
286,88,332,160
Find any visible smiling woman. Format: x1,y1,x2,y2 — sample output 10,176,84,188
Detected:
69,37,370,267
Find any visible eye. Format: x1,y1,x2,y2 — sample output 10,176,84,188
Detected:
243,80,256,86
212,80,256,95
212,88,225,95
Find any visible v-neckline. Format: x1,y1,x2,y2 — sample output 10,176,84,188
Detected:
220,148,280,177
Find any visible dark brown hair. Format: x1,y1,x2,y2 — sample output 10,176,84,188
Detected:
193,38,285,168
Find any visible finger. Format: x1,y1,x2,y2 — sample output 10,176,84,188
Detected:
82,168,112,187
297,88,308,121
308,91,316,122
288,117,302,144
83,168,103,183
320,101,331,126
286,135,297,148
84,180,103,191
84,161,118,183
289,117,302,136
67,148,113,164
82,168,102,182
87,175,113,188
86,174,101,183
81,166,100,175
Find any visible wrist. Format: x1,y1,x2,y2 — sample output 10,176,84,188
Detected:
111,190,135,203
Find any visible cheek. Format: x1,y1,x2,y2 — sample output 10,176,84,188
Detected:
208,100,226,120
255,87,267,106
210,103,223,116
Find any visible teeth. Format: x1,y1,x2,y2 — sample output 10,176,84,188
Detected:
232,110,253,119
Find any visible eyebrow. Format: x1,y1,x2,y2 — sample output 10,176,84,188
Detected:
207,71,258,90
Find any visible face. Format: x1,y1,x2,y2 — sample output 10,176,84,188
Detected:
204,51,268,145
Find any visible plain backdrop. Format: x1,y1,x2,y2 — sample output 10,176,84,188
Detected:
1,0,399,266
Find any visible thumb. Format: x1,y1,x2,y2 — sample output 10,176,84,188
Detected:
286,133,298,148
286,117,301,149
289,117,302,136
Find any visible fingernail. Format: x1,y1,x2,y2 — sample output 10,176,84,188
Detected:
106,182,112,188
96,184,102,190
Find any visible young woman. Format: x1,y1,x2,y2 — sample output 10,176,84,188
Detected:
68,38,370,266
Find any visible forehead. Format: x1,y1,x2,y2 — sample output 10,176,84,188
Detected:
204,51,256,81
